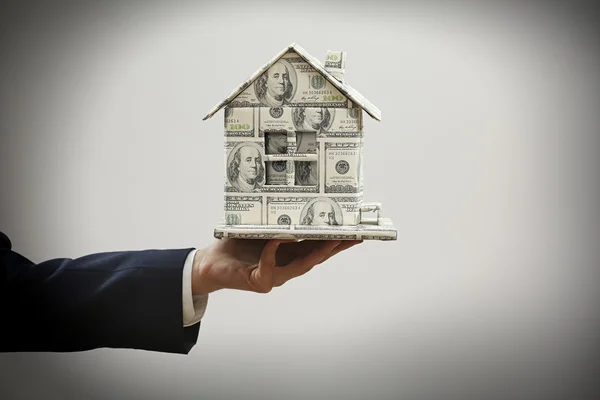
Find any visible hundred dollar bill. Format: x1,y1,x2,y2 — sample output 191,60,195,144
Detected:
258,106,361,138
229,52,350,108
224,196,263,225
225,141,265,193
267,196,361,226
324,142,361,193
224,107,255,137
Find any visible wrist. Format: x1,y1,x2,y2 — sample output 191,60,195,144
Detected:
191,247,217,295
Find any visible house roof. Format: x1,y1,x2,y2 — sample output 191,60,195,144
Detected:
202,43,381,121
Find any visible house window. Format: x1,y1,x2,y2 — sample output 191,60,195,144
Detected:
263,130,318,189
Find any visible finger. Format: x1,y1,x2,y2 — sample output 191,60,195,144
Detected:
274,240,341,286
250,240,281,293
318,240,363,264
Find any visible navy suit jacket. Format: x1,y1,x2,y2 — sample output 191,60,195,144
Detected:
0,231,200,354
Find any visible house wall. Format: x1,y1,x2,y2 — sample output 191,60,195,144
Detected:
223,106,365,227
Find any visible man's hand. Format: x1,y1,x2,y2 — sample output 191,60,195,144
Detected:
191,239,362,295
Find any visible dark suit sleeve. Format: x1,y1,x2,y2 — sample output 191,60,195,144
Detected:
0,232,200,354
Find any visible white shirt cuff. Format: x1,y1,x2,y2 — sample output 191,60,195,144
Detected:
182,249,209,327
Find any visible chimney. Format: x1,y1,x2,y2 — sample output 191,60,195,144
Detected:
324,50,346,83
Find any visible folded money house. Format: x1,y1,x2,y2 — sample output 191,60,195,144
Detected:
204,43,396,240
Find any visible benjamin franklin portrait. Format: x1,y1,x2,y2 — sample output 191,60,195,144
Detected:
227,143,265,192
255,60,295,107
300,198,342,226
292,107,333,132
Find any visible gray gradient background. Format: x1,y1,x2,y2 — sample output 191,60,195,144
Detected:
1,0,599,399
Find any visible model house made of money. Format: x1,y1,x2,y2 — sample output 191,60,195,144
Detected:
203,43,396,240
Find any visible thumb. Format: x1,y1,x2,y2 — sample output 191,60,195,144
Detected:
250,240,281,293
